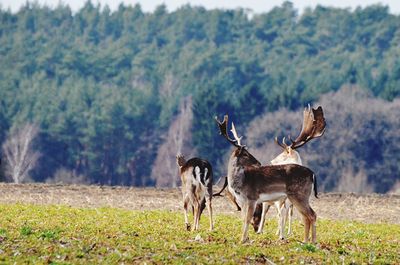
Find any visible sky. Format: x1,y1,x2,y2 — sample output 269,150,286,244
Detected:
1,0,400,14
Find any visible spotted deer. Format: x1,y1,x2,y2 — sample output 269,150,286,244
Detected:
215,115,318,243
176,155,214,231
257,105,326,239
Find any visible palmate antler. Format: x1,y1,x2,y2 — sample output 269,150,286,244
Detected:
287,104,326,149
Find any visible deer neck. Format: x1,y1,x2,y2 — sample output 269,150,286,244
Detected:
227,155,245,188
294,152,302,165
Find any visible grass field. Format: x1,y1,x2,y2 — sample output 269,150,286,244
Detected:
0,203,399,264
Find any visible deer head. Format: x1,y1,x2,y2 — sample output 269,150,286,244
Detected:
271,137,302,165
215,115,261,167
176,154,187,168
272,105,326,165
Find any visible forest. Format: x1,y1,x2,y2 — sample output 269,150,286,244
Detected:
0,1,399,193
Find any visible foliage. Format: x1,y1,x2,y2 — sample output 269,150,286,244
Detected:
0,3,400,190
0,203,398,264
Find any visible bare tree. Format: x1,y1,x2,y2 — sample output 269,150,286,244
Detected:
2,123,41,183
388,180,400,195
336,166,373,193
151,96,194,187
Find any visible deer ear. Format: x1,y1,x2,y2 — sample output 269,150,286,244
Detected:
176,154,186,167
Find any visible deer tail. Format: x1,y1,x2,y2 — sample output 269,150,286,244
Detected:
313,173,318,199
212,176,228,197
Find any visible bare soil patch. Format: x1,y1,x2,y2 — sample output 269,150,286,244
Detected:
0,183,399,224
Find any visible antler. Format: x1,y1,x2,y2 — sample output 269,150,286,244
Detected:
274,136,289,150
289,104,326,149
230,122,245,147
215,115,246,148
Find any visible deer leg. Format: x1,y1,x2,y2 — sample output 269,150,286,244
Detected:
196,201,203,231
288,196,317,243
303,209,317,244
303,215,311,243
310,208,317,243
183,195,190,231
192,201,200,231
287,203,293,236
257,203,270,234
274,201,282,236
305,207,317,244
278,201,287,240
241,201,256,243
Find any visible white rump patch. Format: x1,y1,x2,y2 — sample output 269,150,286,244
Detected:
194,166,201,183
204,168,209,184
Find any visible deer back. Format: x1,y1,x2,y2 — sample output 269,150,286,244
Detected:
179,157,213,188
238,164,315,200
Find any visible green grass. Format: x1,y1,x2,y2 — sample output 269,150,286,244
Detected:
0,204,398,264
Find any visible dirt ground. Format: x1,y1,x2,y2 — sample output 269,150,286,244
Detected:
0,183,399,224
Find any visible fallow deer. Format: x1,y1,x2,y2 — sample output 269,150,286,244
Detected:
214,106,325,241
257,105,326,238
176,154,214,231
215,115,318,243
256,138,300,239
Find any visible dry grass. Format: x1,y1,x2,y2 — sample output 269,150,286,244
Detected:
0,183,399,224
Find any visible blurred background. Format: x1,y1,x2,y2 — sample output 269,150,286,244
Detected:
0,1,399,193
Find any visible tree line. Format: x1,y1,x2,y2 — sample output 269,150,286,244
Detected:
0,1,399,192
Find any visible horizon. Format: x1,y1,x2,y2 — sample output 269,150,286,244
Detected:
1,0,400,15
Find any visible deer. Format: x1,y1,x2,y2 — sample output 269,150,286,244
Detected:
213,106,325,241
256,138,300,240
176,154,214,231
213,140,300,239
215,115,318,243
257,105,326,239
